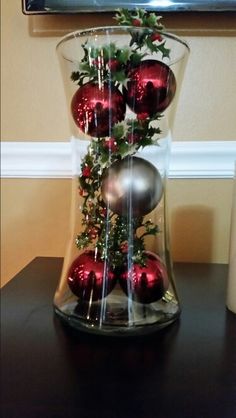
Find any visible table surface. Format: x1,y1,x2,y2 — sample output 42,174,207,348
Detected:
1,257,236,418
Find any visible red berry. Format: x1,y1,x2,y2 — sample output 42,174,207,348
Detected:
150,33,163,42
100,207,107,217
88,227,97,239
82,166,91,177
79,187,88,197
107,58,120,72
104,138,118,152
132,18,141,27
137,112,149,120
120,242,129,253
92,57,103,67
127,133,141,144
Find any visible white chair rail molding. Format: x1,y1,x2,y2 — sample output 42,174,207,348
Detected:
2,140,236,179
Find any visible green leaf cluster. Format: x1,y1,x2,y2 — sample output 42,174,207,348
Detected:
75,115,162,266
114,8,164,30
72,8,171,267
114,8,170,59
71,42,131,87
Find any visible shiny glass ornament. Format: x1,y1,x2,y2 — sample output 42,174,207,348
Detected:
67,251,117,301
54,26,189,336
123,59,176,116
101,156,163,217
119,251,168,304
71,82,126,137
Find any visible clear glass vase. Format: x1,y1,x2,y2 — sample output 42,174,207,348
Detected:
54,26,189,336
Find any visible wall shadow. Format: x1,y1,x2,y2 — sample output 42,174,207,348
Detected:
171,205,214,262
27,12,236,38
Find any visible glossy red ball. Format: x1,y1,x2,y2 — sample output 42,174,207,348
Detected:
67,251,116,301
119,252,168,304
71,82,126,137
123,60,176,116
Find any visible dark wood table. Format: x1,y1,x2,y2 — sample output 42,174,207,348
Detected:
1,258,236,418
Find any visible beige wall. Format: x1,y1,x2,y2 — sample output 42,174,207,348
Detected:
1,0,236,286
2,2,236,142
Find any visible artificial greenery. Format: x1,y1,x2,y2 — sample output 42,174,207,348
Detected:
71,8,170,87
73,8,168,268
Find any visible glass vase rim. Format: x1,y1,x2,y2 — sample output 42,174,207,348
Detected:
56,25,190,60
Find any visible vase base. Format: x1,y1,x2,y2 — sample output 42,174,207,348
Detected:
54,304,181,337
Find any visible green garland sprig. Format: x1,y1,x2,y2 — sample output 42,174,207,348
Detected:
114,8,170,58
71,8,170,88
73,8,169,268
114,8,164,30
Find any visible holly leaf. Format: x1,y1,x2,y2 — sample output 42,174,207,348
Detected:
139,137,153,147
157,41,171,59
129,29,147,48
99,148,110,165
116,48,131,64
148,126,162,137
77,62,98,81
118,142,130,156
144,13,157,27
147,225,159,235
112,69,128,84
79,62,91,72
89,46,100,59
141,220,160,237
144,13,164,29
112,123,125,139
137,8,146,19
114,8,133,25
76,232,92,249
71,71,80,82
103,43,117,60
130,52,146,66
145,37,162,53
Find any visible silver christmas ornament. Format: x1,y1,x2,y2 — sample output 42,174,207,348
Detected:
101,156,163,217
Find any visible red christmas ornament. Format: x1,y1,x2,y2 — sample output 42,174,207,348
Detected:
146,251,169,291
67,251,116,301
71,82,126,137
119,252,169,304
123,60,176,116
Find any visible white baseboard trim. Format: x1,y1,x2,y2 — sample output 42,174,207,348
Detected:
1,140,236,179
